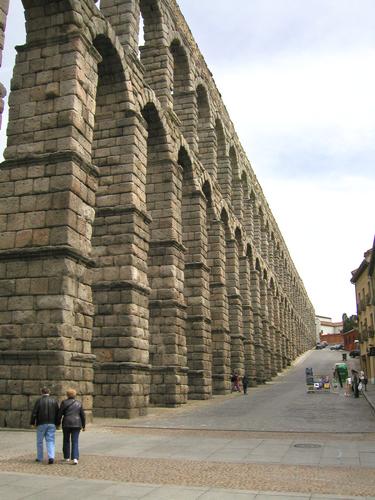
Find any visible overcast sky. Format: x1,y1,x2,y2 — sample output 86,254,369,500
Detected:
2,0,375,321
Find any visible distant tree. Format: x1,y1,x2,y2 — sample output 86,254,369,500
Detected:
342,313,358,333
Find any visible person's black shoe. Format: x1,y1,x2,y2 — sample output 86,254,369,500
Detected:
35,459,41,463
48,458,54,464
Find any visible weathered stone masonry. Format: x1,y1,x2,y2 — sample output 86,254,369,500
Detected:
0,0,316,427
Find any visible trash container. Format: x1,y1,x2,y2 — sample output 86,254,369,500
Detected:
335,362,348,381
342,353,347,361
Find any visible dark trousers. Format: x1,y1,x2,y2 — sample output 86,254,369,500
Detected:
63,428,80,460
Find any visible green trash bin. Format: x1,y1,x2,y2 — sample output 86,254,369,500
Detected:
335,362,348,382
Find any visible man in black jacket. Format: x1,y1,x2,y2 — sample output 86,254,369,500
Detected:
30,387,59,464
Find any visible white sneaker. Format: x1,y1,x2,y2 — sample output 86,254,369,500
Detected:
73,459,78,465
65,459,70,463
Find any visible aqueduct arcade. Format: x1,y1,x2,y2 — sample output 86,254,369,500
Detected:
0,0,316,427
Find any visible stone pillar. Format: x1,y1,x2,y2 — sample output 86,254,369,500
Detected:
140,43,172,108
260,222,269,263
232,177,243,222
218,154,231,203
100,0,140,55
91,109,152,419
175,90,197,152
198,125,217,180
268,237,274,272
259,275,271,381
280,301,288,369
286,307,292,365
267,285,277,377
273,295,283,373
250,268,265,383
183,190,212,400
239,256,256,385
208,219,230,393
243,197,254,240
147,159,188,406
252,205,261,254
226,238,244,375
0,8,115,425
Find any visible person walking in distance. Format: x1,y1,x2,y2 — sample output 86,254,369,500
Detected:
360,370,368,391
30,387,60,464
242,374,249,395
57,388,86,465
351,369,360,398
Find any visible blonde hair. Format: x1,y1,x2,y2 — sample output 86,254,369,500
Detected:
66,388,77,398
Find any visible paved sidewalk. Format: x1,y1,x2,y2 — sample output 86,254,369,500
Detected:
363,383,375,414
1,428,375,498
1,471,375,500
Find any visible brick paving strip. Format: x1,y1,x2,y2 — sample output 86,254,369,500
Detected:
1,454,374,497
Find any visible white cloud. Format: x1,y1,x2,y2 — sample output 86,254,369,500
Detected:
262,174,375,321
213,48,375,178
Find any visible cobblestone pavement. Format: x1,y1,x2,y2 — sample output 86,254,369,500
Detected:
1,351,374,499
1,425,375,498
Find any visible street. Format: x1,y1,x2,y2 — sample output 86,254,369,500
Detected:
116,348,375,433
0,349,374,499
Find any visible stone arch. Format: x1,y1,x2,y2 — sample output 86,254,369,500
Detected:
170,38,192,120
92,34,131,163
139,0,163,50
99,0,163,58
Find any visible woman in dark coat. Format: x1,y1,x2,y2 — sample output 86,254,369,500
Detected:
57,388,85,464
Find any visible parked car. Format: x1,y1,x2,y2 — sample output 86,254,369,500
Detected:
349,349,360,358
315,343,324,349
330,344,344,350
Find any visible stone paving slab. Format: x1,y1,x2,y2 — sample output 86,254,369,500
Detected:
1,472,375,500
1,427,375,469
2,452,375,497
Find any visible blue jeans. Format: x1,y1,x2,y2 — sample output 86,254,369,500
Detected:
36,424,56,461
63,428,80,460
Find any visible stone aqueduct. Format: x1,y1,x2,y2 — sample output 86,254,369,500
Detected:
0,0,316,427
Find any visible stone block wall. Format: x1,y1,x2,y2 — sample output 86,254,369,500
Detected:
0,0,316,427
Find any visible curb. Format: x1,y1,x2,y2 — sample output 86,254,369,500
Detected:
362,390,375,415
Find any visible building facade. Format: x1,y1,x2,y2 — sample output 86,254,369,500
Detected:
342,329,359,353
0,0,316,428
316,315,343,345
351,238,375,384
